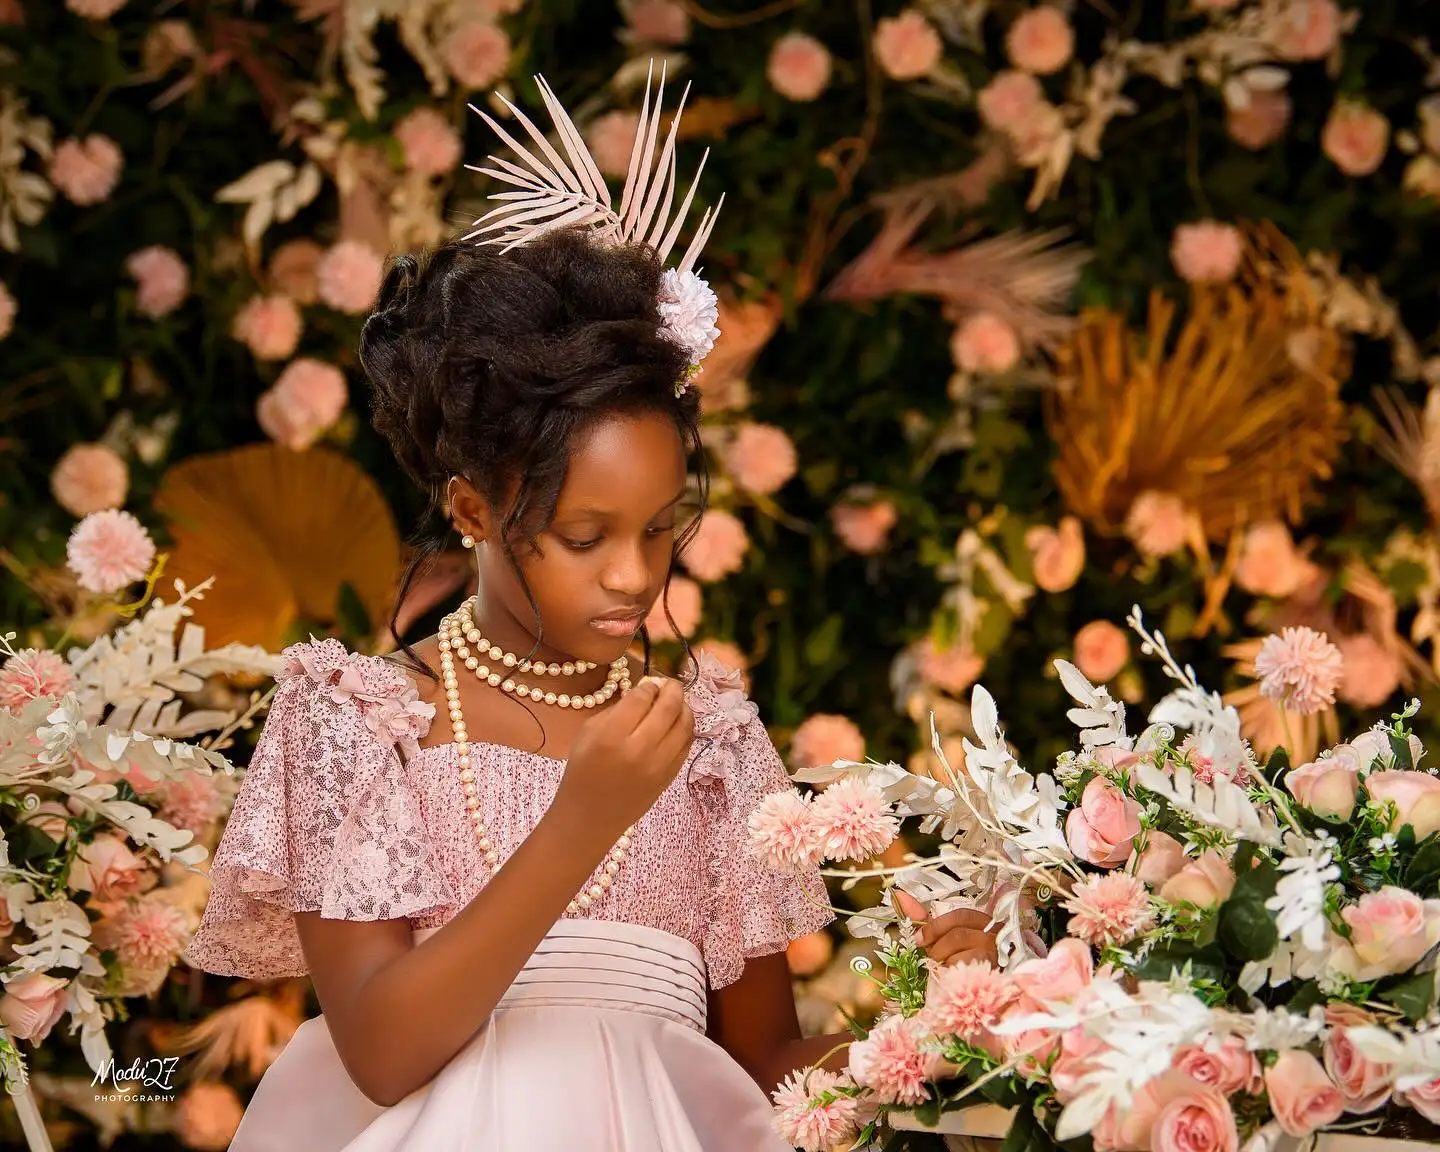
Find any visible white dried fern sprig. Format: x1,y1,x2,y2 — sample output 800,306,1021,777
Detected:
1135,760,1282,847
1053,659,1131,752
463,62,723,272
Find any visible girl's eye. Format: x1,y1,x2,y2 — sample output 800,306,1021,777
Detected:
648,524,675,536
561,537,601,551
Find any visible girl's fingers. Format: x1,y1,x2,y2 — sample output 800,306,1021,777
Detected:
917,907,991,946
926,927,998,966
893,890,929,923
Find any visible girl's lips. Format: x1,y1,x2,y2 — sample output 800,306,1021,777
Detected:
590,611,645,637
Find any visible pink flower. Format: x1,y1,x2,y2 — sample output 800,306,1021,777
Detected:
1266,1050,1345,1137
100,894,191,992
1324,1026,1392,1114
626,0,689,45
725,422,797,495
256,357,347,451
174,1082,245,1152
66,0,126,18
1010,937,1095,1006
316,240,384,314
0,648,71,710
49,135,123,205
1006,7,1074,76
1273,0,1342,61
1050,1028,1111,1104
1133,830,1187,886
1285,757,1360,821
158,773,227,838
1158,851,1236,909
1026,516,1085,591
1322,102,1390,177
786,931,833,976
1337,886,1440,980
873,10,942,82
1401,1078,1440,1124
771,1069,860,1152
1065,776,1142,868
832,498,898,555
847,1013,936,1106
810,776,899,862
1074,621,1129,683
50,442,128,516
978,71,1045,132
917,637,985,695
1254,626,1343,715
1173,1037,1262,1095
443,21,511,90
0,972,69,1042
1227,85,1292,150
124,245,189,318
646,575,702,641
921,960,1018,1042
693,638,748,678
1171,220,1243,283
1366,771,1440,841
1336,634,1402,709
748,789,823,870
1064,872,1154,947
951,312,1020,374
767,32,833,102
1234,520,1312,598
232,293,303,360
70,835,149,901
270,239,324,305
0,279,14,340
1150,1076,1239,1152
680,509,749,582
791,714,865,771
585,111,640,179
66,509,156,594
394,107,462,176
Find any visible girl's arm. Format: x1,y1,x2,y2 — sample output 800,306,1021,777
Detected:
296,678,693,1107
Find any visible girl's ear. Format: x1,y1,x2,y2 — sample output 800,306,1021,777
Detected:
447,475,492,545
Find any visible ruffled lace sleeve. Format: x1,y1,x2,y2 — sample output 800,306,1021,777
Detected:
687,655,833,990
184,639,455,979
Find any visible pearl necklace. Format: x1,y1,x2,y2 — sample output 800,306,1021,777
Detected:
456,597,596,677
437,610,635,915
443,601,629,709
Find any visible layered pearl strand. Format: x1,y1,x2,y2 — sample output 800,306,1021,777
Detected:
437,606,634,915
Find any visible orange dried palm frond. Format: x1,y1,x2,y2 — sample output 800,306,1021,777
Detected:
1373,385,1440,521
150,983,307,1081
1049,225,1349,543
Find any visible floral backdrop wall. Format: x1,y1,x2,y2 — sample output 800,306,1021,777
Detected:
3,0,1440,1146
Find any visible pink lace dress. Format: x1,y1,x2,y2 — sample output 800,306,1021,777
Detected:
184,639,831,1151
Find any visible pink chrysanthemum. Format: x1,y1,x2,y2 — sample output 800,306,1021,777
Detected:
1064,872,1155,948
921,960,1018,1041
748,790,823,870
0,648,72,710
104,895,191,971
810,776,899,862
847,1014,935,1106
66,509,156,595
315,240,384,315
1254,626,1344,716
158,773,226,838
771,1069,861,1151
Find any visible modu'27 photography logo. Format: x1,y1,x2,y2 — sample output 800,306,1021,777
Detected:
92,1055,181,1102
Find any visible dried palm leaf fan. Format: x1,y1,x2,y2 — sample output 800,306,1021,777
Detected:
153,444,401,651
1048,224,1349,544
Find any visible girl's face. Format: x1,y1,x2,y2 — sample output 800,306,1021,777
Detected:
455,410,688,667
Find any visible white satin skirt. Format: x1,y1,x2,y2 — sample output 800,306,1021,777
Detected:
228,919,792,1151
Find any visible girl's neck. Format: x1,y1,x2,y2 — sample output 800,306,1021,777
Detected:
464,587,612,692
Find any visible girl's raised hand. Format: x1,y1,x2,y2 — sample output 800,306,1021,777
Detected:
555,676,694,846
893,890,999,967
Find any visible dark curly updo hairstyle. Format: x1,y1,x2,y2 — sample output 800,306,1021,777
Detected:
360,228,707,671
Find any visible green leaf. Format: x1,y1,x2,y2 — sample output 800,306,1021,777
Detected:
1263,747,1291,786
1390,732,1416,772
837,1004,870,1042
804,614,845,669
1380,971,1436,1023
1002,1103,1038,1152
978,1075,1023,1108
1217,865,1280,962
1130,943,1228,986
912,1096,942,1128
1284,981,1325,1015
335,582,372,639
1404,836,1440,896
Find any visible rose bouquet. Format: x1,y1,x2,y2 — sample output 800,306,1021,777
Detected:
756,608,1440,1152
0,512,277,1123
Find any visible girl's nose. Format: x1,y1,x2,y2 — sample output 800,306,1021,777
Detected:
600,540,651,597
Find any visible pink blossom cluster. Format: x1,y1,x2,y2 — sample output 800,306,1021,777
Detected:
748,775,899,869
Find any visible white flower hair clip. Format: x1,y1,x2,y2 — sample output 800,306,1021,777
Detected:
464,63,724,397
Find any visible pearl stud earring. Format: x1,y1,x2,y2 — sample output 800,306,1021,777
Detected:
461,534,476,550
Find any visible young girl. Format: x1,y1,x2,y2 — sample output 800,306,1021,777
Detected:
184,72,996,1150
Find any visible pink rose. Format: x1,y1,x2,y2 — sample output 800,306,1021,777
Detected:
270,239,323,304
1065,776,1142,868
1151,1077,1239,1152
69,835,148,900
1227,85,1292,150
1401,1077,1440,1124
873,10,942,82
1173,1037,1262,1095
0,972,70,1042
585,111,640,179
1234,520,1312,598
1132,830,1187,886
1322,102,1390,177
50,442,127,516
1006,7,1074,76
1266,1050,1345,1137
625,0,689,46
1337,886,1440,979
1366,771,1440,841
49,135,123,205
767,31,832,103
1026,516,1085,592
1285,758,1359,821
1171,221,1243,283
394,107,462,177
1010,937,1095,1006
232,293,302,361
1050,1027,1110,1103
978,71,1045,133
680,509,749,582
646,575,702,641
124,245,189,318
791,714,865,771
256,358,348,451
1324,1026,1392,1114
442,21,511,90
1126,491,1192,558
832,498,898,555
1074,620,1129,683
951,312,1020,374
1336,634,1402,709
725,422,797,495
316,240,384,314
1159,851,1236,909
1273,0,1342,61
917,637,984,695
